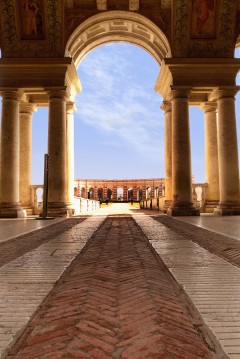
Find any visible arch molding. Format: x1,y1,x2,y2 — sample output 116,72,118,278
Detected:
65,11,171,67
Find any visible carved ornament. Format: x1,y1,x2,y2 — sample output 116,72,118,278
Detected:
96,0,107,11
129,0,139,11
173,0,189,57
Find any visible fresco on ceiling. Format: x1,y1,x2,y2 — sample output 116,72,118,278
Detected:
191,0,216,38
19,0,45,40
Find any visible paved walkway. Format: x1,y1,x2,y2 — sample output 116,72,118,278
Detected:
0,218,64,244
177,215,240,241
1,204,240,358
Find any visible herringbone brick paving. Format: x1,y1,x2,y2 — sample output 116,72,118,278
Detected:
7,216,217,359
152,215,240,269
0,218,87,268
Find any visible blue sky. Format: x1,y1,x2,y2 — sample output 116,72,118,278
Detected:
28,44,240,184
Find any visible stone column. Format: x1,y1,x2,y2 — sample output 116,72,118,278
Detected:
213,88,240,214
66,101,76,212
47,88,69,217
112,184,117,201
142,186,146,200
19,102,36,210
94,186,98,200
123,185,128,201
168,89,199,216
133,186,137,201
0,90,25,217
201,102,219,212
103,184,107,201
161,101,172,212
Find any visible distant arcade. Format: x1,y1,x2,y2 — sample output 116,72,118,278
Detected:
74,178,164,202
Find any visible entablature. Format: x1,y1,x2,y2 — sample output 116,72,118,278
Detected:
0,57,81,106
155,58,240,104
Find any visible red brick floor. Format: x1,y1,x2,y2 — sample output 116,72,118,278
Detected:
7,216,218,359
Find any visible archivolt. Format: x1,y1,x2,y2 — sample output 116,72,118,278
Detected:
65,11,171,68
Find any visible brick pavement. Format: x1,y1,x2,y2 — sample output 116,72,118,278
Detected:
0,218,87,268
0,216,106,359
152,215,240,269
7,216,221,359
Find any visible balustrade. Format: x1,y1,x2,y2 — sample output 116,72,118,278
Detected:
140,184,208,213
30,185,100,215
29,184,210,215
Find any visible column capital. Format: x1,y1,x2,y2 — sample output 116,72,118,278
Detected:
200,102,217,113
66,101,76,113
170,87,191,99
0,89,24,101
45,87,69,100
161,101,172,113
20,102,37,114
209,86,240,101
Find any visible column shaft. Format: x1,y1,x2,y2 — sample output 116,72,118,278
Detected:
161,101,172,212
66,102,75,210
0,90,25,217
168,90,199,216
214,89,240,214
47,89,69,216
202,102,219,212
112,186,118,201
123,186,128,201
19,103,36,209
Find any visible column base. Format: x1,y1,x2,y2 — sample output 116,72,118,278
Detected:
21,203,34,216
66,201,76,216
167,202,200,216
214,201,240,215
46,202,74,217
0,202,26,218
162,200,172,213
23,208,34,216
204,200,219,213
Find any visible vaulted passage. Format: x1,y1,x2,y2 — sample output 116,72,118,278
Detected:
0,2,240,217
1,4,240,359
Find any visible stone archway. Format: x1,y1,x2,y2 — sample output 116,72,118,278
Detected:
107,188,112,201
117,188,123,202
1,4,240,217
98,188,103,201
63,11,171,213
128,187,133,201
65,11,171,68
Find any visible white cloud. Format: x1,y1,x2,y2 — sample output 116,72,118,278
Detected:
75,43,164,159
